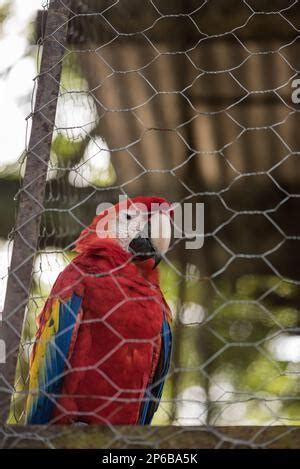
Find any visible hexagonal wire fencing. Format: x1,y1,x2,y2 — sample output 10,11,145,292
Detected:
1,0,300,449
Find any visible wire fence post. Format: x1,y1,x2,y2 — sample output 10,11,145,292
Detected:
0,0,71,423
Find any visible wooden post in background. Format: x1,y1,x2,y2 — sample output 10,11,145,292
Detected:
0,0,71,423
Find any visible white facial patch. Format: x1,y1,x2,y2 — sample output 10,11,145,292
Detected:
117,206,149,250
110,202,172,256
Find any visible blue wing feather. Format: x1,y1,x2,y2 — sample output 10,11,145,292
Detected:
139,313,173,424
26,293,82,424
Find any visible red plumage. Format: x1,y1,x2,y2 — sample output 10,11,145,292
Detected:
27,196,172,425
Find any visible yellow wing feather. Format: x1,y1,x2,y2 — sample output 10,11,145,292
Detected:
26,299,60,417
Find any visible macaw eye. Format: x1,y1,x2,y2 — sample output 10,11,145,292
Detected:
126,213,132,220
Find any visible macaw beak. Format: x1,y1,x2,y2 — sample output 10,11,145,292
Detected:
128,211,171,268
152,252,163,269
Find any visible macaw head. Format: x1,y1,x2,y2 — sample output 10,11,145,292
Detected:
75,196,173,268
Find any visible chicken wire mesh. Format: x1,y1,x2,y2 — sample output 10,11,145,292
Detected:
1,0,300,449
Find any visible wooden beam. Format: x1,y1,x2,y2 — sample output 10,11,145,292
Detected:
35,1,300,45
1,425,300,448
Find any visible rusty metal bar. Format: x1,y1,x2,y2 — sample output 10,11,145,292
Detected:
0,0,72,423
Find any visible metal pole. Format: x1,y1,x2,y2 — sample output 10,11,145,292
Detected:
0,0,71,423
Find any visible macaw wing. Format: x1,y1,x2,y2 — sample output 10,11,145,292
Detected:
26,293,82,424
138,312,172,424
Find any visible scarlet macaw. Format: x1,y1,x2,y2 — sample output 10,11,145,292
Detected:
25,196,172,424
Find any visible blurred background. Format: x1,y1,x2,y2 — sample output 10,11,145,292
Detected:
1,0,300,426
